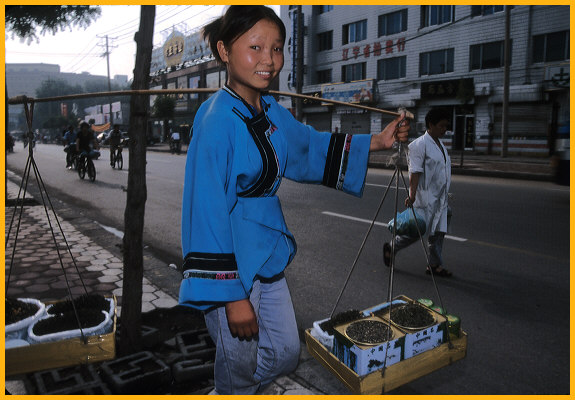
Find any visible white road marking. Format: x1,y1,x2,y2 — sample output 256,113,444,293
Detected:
321,211,468,242
365,183,403,189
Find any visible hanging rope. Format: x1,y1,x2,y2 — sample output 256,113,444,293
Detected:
6,98,90,343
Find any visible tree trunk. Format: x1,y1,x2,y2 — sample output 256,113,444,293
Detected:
119,5,155,355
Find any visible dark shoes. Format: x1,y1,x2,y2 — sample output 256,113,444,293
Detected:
426,265,452,277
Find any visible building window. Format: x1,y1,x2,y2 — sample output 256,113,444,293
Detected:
314,5,333,14
470,41,507,70
343,20,367,45
342,62,366,81
421,5,454,27
419,48,454,76
378,9,408,37
471,5,505,16
317,31,333,52
317,69,332,84
377,56,406,80
533,31,569,63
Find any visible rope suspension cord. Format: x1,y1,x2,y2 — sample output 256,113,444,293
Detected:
328,166,398,320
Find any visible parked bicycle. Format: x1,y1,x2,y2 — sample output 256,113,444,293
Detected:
77,151,97,182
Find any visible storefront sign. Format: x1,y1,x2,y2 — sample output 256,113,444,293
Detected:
322,79,375,104
164,32,185,67
421,78,473,99
342,37,406,61
151,30,212,74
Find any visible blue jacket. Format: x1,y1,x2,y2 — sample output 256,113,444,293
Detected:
179,86,371,310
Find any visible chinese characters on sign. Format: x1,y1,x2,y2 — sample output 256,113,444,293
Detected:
166,41,183,58
163,32,185,67
342,37,406,61
420,79,474,99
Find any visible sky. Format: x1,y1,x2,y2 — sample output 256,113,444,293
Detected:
5,5,280,81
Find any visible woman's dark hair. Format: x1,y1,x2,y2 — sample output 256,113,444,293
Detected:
425,108,452,129
203,5,286,64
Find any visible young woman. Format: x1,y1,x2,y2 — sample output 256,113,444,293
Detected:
179,5,410,394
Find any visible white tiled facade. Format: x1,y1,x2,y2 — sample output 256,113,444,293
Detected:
279,5,570,155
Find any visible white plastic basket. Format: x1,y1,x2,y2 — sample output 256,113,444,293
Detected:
5,298,46,341
310,318,334,352
28,297,115,345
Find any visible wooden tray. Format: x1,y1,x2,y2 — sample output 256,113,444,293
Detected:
5,296,117,376
305,327,467,394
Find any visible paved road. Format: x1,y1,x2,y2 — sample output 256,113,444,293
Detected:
6,144,570,394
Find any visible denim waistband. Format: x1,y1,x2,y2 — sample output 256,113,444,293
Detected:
255,271,285,284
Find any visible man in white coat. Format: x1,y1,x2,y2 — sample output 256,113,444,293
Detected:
384,107,452,277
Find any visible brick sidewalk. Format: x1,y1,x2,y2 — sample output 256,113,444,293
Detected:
5,180,178,314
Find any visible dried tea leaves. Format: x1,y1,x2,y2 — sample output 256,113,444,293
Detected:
390,303,434,329
48,294,109,315
32,309,106,335
346,320,393,344
6,298,39,325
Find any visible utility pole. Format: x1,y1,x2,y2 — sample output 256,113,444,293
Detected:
501,6,511,157
99,35,117,126
295,5,304,122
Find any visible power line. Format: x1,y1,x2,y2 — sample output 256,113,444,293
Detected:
66,42,102,71
7,50,100,57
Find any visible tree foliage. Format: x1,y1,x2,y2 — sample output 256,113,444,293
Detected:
31,79,130,130
152,96,176,141
152,95,176,120
6,5,101,43
33,79,83,130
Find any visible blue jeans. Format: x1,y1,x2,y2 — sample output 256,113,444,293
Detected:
393,231,445,267
204,276,300,395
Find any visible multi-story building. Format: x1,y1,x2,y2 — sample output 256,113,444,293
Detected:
6,63,128,132
279,5,569,155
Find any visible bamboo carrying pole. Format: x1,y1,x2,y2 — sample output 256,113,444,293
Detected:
8,89,414,119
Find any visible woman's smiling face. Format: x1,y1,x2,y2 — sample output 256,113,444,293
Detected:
218,18,284,105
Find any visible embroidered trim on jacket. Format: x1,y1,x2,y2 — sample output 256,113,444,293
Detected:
181,252,239,280
225,86,280,198
182,270,240,280
323,133,353,190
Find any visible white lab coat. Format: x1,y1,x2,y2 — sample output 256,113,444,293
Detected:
407,132,451,234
